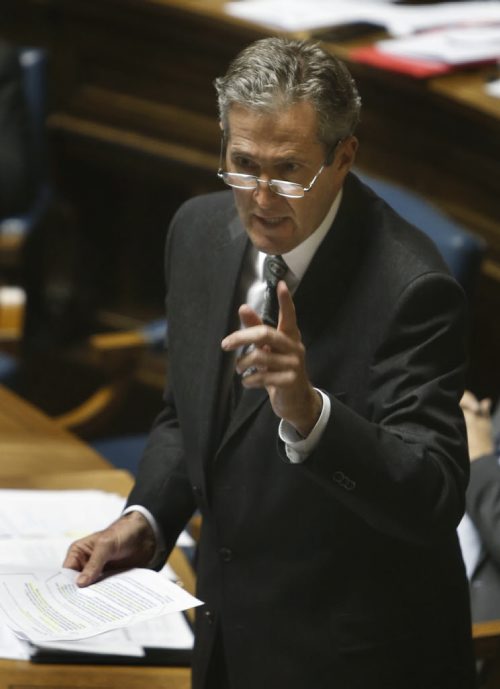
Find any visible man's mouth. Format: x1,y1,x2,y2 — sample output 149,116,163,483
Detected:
254,215,287,227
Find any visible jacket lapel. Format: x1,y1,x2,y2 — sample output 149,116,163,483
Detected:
198,213,250,466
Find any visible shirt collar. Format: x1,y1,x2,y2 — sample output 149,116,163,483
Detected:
256,188,343,286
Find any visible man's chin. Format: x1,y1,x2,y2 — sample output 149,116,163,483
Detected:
246,216,296,254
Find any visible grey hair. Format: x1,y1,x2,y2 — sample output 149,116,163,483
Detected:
214,37,361,151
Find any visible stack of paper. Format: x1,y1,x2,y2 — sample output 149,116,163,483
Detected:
0,567,201,665
0,488,199,665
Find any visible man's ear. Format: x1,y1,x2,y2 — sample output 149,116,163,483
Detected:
336,136,358,173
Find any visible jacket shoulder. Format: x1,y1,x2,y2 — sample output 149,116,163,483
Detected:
347,173,451,279
171,190,235,228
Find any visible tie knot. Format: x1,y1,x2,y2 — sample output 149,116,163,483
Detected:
263,255,287,287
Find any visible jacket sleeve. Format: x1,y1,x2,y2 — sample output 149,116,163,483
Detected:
286,271,469,546
466,454,500,568
125,213,197,560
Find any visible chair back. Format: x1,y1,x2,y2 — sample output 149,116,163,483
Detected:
356,170,486,299
18,47,49,189
0,46,51,238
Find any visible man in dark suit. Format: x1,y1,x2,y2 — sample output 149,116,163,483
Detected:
0,40,34,218
65,38,475,688
460,391,500,623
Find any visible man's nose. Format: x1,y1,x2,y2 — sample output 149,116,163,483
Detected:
253,178,277,206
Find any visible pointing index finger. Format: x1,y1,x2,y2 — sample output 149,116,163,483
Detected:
277,281,299,338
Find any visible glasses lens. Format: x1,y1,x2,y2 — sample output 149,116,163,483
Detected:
270,180,305,198
219,172,305,198
221,173,257,190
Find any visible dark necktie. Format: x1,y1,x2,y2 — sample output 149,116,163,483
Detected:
227,254,288,417
261,254,288,327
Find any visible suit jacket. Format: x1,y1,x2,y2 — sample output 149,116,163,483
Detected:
128,173,475,689
466,453,500,622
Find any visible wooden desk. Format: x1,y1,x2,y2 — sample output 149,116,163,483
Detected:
0,0,499,386
0,467,194,689
0,385,110,476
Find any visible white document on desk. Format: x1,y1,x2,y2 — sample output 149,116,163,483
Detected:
0,489,194,563
33,627,145,657
224,0,395,33
0,489,126,539
486,77,500,97
377,25,500,64
0,488,197,659
30,605,194,657
225,0,500,36
382,2,500,38
0,621,30,660
0,561,193,659
0,567,202,643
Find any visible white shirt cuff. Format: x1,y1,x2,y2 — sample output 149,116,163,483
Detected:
123,504,165,566
278,389,331,464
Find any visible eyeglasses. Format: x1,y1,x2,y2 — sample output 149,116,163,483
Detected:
217,140,339,199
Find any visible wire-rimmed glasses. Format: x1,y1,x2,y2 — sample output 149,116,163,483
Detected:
217,140,339,199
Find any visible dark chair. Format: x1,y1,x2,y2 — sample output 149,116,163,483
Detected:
0,47,52,273
355,169,486,298
0,47,52,387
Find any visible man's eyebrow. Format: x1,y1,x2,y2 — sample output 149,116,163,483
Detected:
229,148,305,165
229,148,255,158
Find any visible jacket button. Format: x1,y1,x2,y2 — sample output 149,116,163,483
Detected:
333,471,356,490
192,485,202,497
333,471,345,484
204,610,214,624
219,547,233,562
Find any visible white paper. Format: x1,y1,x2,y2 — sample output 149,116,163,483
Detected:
127,612,194,649
224,0,394,33
0,488,198,660
0,536,193,572
0,537,73,570
31,610,193,656
33,628,145,657
377,26,500,64
0,567,202,643
486,76,500,97
0,489,125,539
0,623,31,661
457,513,484,579
0,488,194,566
224,0,500,37
176,529,195,548
382,2,500,38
